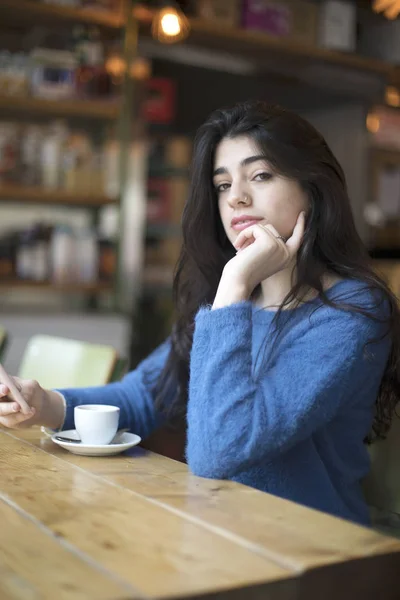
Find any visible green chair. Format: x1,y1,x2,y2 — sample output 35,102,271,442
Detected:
18,334,122,388
110,356,128,382
363,415,400,536
0,325,8,362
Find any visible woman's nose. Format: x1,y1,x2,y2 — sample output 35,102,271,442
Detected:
228,188,251,208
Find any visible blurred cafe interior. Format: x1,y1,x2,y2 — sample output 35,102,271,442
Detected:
1,0,400,374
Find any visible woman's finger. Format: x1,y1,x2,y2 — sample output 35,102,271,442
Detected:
235,222,277,250
0,408,35,429
286,211,306,254
0,377,23,397
234,226,257,250
0,400,21,416
236,237,253,252
261,224,287,245
0,383,10,398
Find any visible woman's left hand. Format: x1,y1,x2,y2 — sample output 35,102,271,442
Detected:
217,211,306,302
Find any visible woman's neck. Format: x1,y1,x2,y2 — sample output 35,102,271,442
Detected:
256,265,296,310
255,267,340,311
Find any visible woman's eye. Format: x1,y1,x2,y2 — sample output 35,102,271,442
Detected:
253,172,272,182
216,182,230,193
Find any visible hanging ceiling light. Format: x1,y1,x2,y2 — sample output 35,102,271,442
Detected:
151,1,191,44
372,0,400,20
105,54,152,82
366,112,381,133
385,85,400,107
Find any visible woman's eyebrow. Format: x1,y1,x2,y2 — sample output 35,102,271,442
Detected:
213,155,266,177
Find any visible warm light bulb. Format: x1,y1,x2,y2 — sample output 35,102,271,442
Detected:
372,0,400,19
366,113,381,134
106,55,151,82
105,55,126,78
152,6,190,44
385,86,400,108
130,58,152,80
161,13,181,36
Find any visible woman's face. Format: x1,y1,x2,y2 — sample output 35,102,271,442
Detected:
213,135,308,245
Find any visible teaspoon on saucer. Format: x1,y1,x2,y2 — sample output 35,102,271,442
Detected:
54,428,129,444
55,435,81,443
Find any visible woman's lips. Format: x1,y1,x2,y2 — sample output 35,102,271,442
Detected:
231,218,263,232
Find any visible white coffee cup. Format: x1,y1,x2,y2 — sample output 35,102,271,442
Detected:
74,405,120,445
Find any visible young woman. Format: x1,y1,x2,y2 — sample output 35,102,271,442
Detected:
1,101,399,526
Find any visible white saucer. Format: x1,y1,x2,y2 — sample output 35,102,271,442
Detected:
51,429,141,456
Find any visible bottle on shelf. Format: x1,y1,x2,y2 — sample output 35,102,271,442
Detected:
50,223,75,284
63,130,93,194
10,53,30,98
16,226,35,280
102,129,120,197
41,120,69,189
74,24,112,100
97,204,118,281
0,122,20,184
20,125,44,186
75,224,99,283
30,222,52,282
0,232,16,281
0,51,30,98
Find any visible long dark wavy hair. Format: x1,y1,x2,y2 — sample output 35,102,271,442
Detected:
155,100,400,442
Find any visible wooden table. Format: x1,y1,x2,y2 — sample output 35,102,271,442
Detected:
1,428,400,600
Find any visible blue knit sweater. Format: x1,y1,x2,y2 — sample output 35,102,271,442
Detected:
59,279,390,525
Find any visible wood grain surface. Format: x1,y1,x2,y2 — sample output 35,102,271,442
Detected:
1,427,400,599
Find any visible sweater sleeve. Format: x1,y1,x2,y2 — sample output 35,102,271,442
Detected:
58,339,170,439
186,302,390,479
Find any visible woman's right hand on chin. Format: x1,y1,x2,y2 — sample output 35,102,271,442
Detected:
0,377,62,429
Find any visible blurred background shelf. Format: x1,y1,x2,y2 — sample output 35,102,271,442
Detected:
184,17,391,76
0,0,124,30
0,185,117,206
0,0,397,102
0,280,113,293
135,4,394,104
3,0,393,84
0,1,395,109
0,95,119,120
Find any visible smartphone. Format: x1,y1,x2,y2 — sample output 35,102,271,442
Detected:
0,363,31,415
